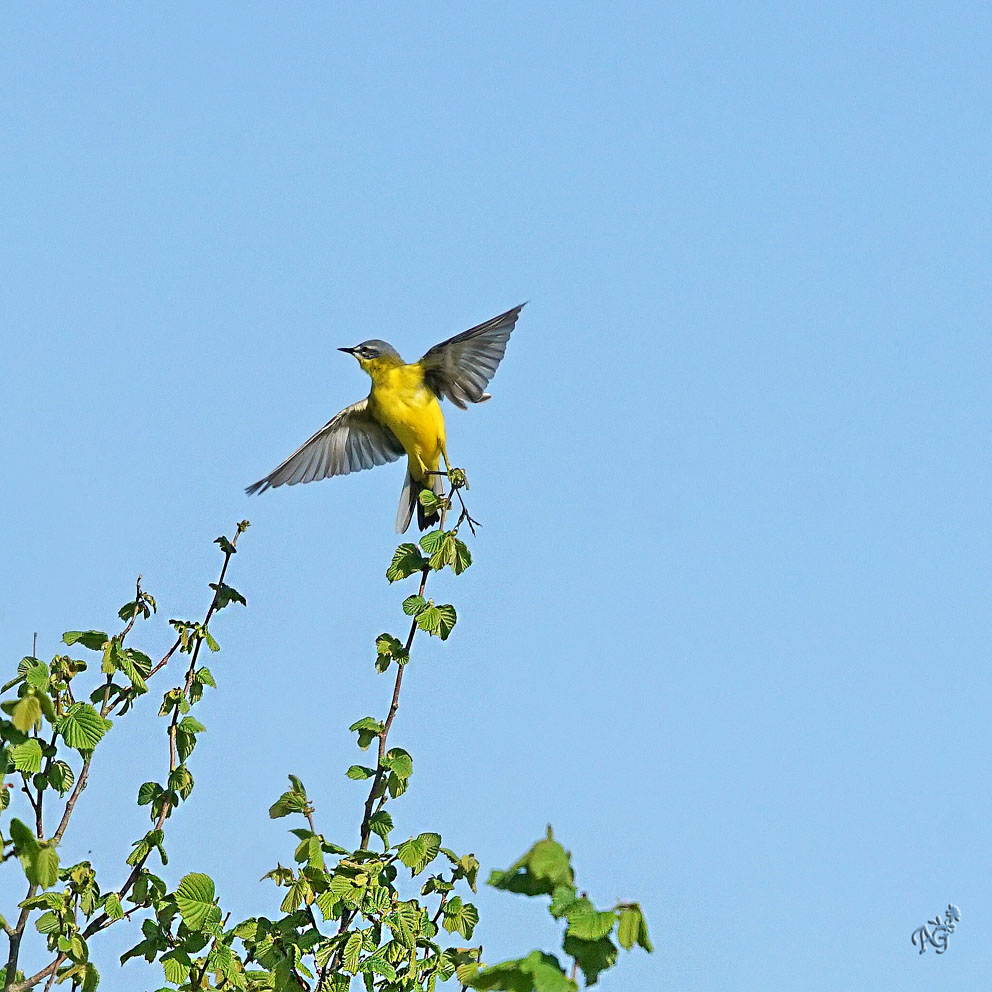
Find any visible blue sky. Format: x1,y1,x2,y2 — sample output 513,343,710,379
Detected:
2,3,990,989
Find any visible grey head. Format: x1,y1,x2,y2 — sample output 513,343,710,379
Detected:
338,339,403,362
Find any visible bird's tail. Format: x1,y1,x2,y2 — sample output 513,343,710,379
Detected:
395,469,446,534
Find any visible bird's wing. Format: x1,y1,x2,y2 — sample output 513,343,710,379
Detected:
245,398,405,495
418,303,525,409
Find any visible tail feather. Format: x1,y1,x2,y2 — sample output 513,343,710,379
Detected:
395,470,416,534
395,469,446,534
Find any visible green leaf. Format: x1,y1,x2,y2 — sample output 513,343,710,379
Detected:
11,697,43,734
616,906,640,950
280,876,313,914
175,719,202,762
62,631,108,651
269,775,309,818
549,885,580,919
25,662,50,691
175,873,220,932
363,953,397,982
564,900,616,941
374,633,409,672
35,911,59,934
418,529,472,573
415,602,457,639
11,740,43,773
349,716,384,750
634,905,652,952
8,818,37,854
214,535,237,555
161,949,192,985
450,537,473,575
137,782,162,806
47,761,75,796
397,832,441,874
81,963,99,992
442,898,479,940
58,703,110,750
168,765,194,800
368,810,393,839
104,893,124,921
347,765,376,780
386,544,428,583
419,528,446,556
418,488,443,512
343,931,363,974
115,646,147,692
382,748,412,779
28,845,60,889
434,604,457,640
316,891,340,921
489,833,574,896
210,582,247,610
416,603,441,632
396,836,427,870
462,950,576,992
562,935,618,986
402,594,427,616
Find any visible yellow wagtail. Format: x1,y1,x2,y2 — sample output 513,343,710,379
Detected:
246,303,525,532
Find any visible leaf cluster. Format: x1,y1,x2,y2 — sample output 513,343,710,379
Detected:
2,508,651,992
1,526,248,992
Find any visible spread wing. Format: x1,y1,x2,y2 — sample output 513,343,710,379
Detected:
419,303,525,409
245,398,405,495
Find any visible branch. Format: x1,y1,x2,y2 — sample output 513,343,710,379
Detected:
6,525,248,992
3,883,37,992
357,559,431,852
317,494,463,991
82,525,246,937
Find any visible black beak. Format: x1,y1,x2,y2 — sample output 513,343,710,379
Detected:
338,346,356,354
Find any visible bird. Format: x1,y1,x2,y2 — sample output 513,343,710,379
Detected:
246,303,525,532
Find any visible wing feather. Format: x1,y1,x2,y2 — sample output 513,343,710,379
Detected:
419,303,525,408
245,398,405,495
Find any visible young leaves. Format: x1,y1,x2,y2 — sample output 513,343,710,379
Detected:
462,950,577,992
441,895,479,940
62,630,109,651
269,774,311,819
8,819,60,889
386,543,428,583
8,694,44,733
349,716,384,750
375,633,408,672
419,529,472,575
209,581,247,611
396,832,441,875
489,829,574,896
58,702,111,751
10,739,43,773
616,903,653,952
175,872,222,932
402,596,457,640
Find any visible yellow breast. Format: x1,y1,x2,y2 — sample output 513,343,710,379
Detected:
367,362,446,479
